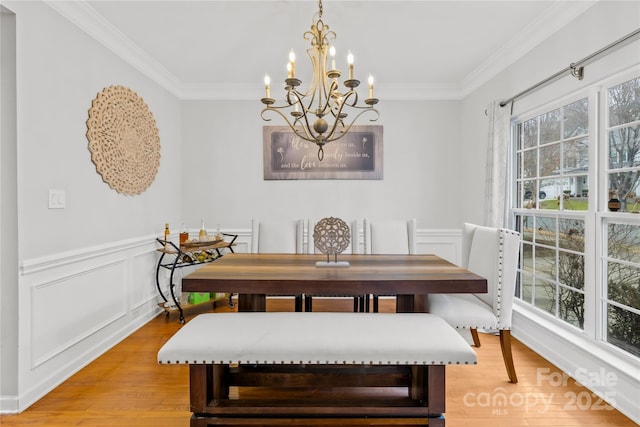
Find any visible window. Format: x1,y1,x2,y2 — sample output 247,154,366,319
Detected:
516,98,589,210
602,76,640,357
511,73,640,359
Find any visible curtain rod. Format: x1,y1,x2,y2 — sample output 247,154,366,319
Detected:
499,28,640,107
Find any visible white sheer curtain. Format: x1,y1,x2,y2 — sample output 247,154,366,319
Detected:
484,100,513,228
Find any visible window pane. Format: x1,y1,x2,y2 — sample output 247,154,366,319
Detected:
570,175,589,198
539,179,561,208
608,76,640,128
522,242,533,273
608,126,640,169
559,252,584,290
535,245,555,281
535,217,556,244
607,305,640,357
563,138,589,173
540,143,560,176
559,219,584,252
540,109,562,144
522,149,537,178
608,223,640,264
521,272,533,303
522,182,539,208
607,262,640,311
559,287,584,328
563,177,589,211
535,278,555,314
564,98,589,138
608,172,640,210
522,118,538,149
521,216,534,242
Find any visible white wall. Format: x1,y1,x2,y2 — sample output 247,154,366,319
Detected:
1,1,182,412
460,1,640,423
181,100,464,230
15,2,182,258
0,4,18,402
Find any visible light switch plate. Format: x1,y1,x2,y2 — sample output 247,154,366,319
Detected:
48,189,66,209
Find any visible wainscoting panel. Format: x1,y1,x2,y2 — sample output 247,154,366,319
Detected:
415,229,462,264
31,259,127,368
130,249,161,313
17,236,162,412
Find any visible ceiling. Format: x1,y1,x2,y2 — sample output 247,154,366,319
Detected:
48,0,597,100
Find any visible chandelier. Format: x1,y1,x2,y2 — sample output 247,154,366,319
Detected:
260,0,379,161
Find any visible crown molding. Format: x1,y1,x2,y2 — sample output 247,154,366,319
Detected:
45,0,596,102
44,0,184,98
461,0,598,97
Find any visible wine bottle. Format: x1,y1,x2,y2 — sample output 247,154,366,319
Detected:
198,218,207,241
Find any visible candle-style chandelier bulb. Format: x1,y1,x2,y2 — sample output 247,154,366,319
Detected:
260,0,379,161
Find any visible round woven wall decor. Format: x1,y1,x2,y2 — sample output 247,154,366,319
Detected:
86,85,160,195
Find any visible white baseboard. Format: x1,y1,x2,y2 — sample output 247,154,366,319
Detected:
512,303,640,424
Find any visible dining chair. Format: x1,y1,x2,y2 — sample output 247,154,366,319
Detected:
428,223,521,383
251,218,305,311
305,218,362,312
363,218,417,312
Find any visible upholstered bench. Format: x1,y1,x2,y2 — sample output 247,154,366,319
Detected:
158,312,477,426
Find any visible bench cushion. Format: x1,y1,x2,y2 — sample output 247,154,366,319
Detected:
158,312,477,366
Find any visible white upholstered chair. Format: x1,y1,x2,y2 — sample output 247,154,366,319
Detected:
364,218,416,256
429,223,520,383
305,218,362,312
251,219,305,311
363,219,416,312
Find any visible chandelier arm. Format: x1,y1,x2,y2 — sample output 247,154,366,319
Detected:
342,89,359,107
289,91,323,142
324,108,380,143
326,89,356,120
261,107,314,142
325,79,340,113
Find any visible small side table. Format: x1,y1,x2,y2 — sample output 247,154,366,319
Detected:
155,234,237,323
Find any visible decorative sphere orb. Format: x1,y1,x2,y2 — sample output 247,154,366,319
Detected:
313,118,328,134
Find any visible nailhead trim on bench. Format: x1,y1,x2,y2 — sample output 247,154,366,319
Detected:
160,359,475,365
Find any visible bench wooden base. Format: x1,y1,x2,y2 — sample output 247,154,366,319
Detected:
188,364,446,426
159,313,477,426
190,416,444,426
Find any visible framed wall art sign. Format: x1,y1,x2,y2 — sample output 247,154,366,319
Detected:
263,125,383,180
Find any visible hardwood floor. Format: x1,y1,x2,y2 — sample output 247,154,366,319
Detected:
1,298,636,426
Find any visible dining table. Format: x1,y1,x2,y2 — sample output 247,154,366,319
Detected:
178,253,487,426
182,252,487,312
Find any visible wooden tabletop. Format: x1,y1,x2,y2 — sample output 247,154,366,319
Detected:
182,253,487,296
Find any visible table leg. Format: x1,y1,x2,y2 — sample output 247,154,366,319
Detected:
396,294,428,313
238,294,266,312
